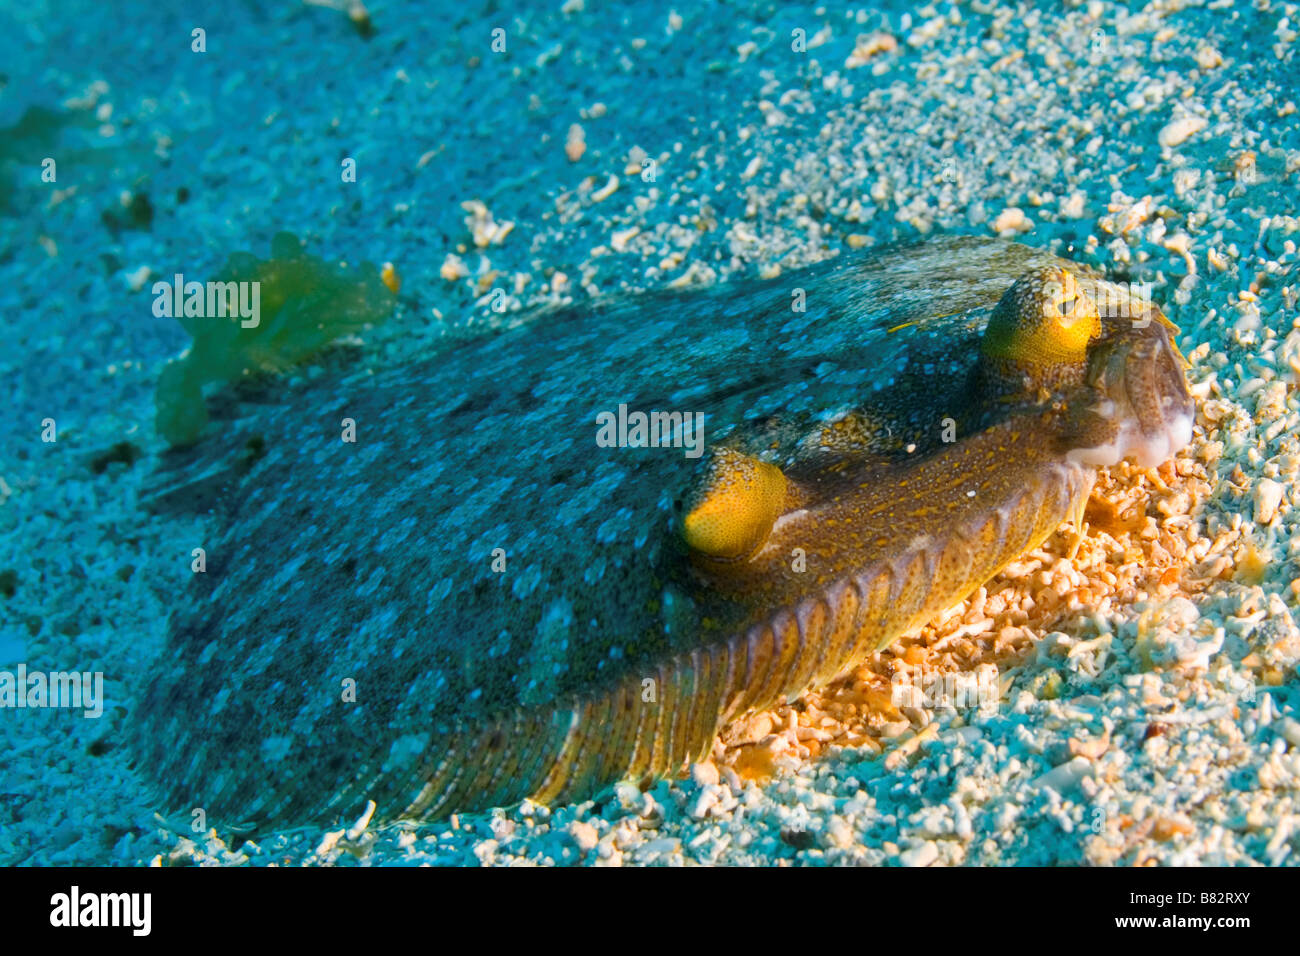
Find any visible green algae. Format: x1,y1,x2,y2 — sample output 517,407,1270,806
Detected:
0,104,93,215
154,232,396,447
0,105,84,157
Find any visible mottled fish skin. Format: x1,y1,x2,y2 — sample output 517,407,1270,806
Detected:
134,236,1193,827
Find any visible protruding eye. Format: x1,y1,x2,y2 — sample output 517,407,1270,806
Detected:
982,267,1101,370
682,448,788,560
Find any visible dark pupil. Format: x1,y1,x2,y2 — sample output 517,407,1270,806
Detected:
1058,297,1075,315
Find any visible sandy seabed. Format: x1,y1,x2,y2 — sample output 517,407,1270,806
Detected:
0,0,1298,865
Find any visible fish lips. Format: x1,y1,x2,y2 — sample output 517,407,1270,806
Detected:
1067,304,1195,469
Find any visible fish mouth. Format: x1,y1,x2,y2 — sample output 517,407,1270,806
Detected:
1065,293,1195,469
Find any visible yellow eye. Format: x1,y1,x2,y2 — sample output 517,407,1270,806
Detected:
982,267,1100,370
682,448,788,560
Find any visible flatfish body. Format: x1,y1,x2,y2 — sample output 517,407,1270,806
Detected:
134,236,1193,827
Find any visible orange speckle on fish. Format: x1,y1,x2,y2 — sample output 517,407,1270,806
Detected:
381,261,401,294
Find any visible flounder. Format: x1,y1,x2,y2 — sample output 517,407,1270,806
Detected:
135,235,1194,827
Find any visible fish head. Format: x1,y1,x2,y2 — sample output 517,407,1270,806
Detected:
1063,279,1195,468
974,265,1194,468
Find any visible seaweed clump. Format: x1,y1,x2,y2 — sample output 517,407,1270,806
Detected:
0,103,96,216
154,232,396,447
